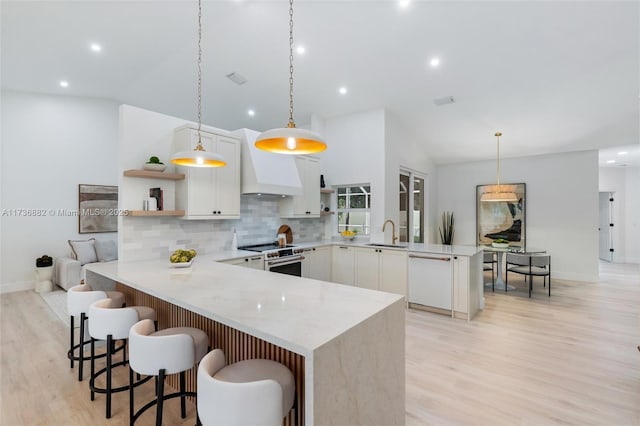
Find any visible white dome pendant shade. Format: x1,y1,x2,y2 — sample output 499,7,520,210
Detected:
171,0,226,168
255,0,327,155
170,144,226,167
480,132,518,203
255,125,326,155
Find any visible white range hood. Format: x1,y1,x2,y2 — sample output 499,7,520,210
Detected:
232,128,303,196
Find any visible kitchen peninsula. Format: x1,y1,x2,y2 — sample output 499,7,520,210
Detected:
85,257,405,426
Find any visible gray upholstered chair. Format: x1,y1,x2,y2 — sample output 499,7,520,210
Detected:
505,253,551,297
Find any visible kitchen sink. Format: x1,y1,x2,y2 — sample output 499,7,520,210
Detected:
365,243,408,249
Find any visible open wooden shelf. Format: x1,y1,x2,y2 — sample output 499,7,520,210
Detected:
320,188,334,194
126,210,185,217
320,211,335,216
123,169,185,180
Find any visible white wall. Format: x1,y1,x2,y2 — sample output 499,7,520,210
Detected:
316,109,386,239
0,91,119,291
600,166,640,263
385,111,435,242
436,150,599,282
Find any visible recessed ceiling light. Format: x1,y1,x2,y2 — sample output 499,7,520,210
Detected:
339,87,348,95
59,80,69,88
607,160,616,164
296,45,305,55
248,109,255,117
90,43,102,52
399,0,411,8
618,151,628,155
429,58,440,67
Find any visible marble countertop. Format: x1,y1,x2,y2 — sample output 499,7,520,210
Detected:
293,239,482,256
86,257,403,356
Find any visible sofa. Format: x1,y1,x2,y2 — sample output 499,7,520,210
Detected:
55,238,118,291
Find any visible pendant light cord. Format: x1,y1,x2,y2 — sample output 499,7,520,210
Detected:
196,0,204,150
495,132,502,187
288,0,295,128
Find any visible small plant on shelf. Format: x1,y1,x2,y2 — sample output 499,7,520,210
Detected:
144,156,167,172
439,211,454,245
146,156,164,165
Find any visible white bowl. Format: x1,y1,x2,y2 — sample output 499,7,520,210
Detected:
144,163,167,172
491,242,509,248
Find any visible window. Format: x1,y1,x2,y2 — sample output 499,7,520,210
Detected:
337,185,371,235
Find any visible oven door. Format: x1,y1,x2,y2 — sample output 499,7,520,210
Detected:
266,255,304,277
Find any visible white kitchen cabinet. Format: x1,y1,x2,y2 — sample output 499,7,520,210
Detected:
174,125,240,219
380,249,408,296
219,255,264,270
302,246,331,281
331,245,355,285
355,247,407,295
280,156,320,218
452,253,483,319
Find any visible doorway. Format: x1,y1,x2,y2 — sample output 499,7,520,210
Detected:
598,192,613,262
399,170,425,243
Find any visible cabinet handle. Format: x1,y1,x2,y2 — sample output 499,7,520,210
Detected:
339,246,349,249
244,258,249,262
408,254,451,261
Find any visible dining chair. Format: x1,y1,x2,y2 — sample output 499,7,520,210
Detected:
483,251,497,291
505,253,551,297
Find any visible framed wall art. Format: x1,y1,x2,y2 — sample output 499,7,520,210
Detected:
78,184,118,233
476,183,526,248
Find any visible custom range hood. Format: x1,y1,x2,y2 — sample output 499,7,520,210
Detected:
232,129,303,196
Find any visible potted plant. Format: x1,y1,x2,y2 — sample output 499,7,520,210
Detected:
144,156,167,172
491,238,509,248
439,211,454,245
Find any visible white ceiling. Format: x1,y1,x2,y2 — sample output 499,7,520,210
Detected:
2,0,638,165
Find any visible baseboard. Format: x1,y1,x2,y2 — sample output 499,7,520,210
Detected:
0,280,35,293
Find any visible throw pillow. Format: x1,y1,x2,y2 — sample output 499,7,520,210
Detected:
95,240,118,262
68,238,98,265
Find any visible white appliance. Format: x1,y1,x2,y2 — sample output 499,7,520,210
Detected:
408,253,452,310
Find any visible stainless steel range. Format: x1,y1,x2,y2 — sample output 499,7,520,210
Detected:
238,243,305,276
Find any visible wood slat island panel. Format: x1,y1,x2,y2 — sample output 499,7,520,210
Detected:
116,282,304,426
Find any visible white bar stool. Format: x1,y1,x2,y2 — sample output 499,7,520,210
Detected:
197,349,297,426
67,284,125,381
128,318,209,425
88,298,157,419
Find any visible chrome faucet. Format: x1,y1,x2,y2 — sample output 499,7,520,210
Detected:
382,220,398,245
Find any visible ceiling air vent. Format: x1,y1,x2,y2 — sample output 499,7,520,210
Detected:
226,72,248,85
433,96,455,106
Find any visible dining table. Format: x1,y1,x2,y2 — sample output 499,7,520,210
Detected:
481,245,546,291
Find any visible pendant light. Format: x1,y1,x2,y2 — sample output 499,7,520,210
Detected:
171,0,226,168
480,132,518,202
254,0,327,155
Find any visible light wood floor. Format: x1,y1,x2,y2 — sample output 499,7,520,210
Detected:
2,262,639,425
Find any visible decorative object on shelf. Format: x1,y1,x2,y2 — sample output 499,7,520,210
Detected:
491,238,509,248
320,174,325,188
480,132,518,202
169,248,197,266
476,182,526,248
149,187,163,211
341,229,357,240
78,184,118,233
254,0,327,155
144,156,166,172
439,211,454,245
170,0,226,168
